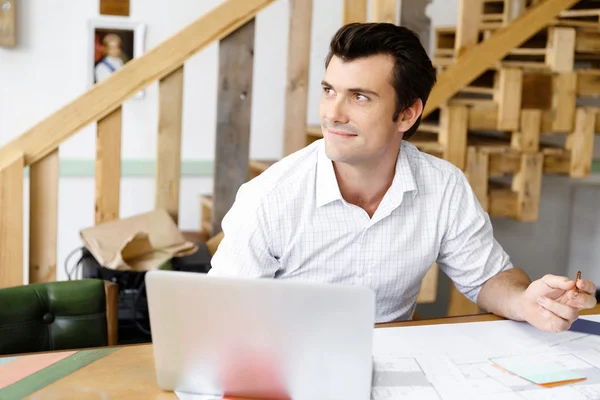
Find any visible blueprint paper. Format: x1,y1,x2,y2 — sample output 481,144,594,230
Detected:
370,315,600,399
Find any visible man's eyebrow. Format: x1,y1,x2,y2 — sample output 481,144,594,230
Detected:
320,80,379,97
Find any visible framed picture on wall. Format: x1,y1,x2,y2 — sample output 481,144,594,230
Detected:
88,17,146,98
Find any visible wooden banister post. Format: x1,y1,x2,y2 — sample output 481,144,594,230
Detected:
283,0,313,156
95,107,122,224
371,0,398,24
0,153,24,288
29,150,59,283
343,0,367,24
212,19,255,235
156,66,184,223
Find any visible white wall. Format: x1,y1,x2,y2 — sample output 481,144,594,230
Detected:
1,0,598,292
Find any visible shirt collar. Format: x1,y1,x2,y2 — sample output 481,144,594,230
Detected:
315,140,418,209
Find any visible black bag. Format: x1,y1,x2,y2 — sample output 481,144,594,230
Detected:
65,243,213,343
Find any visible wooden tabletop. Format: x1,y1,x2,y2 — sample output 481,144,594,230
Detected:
25,305,600,399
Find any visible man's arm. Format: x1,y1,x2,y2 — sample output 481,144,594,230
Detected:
438,170,597,332
476,267,531,321
208,182,280,278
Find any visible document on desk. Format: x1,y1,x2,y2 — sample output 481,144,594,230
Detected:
371,315,600,400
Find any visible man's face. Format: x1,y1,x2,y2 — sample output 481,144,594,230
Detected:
319,54,404,166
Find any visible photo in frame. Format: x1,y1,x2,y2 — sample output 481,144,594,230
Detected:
88,17,146,98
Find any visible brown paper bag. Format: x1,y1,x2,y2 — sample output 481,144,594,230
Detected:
80,209,198,271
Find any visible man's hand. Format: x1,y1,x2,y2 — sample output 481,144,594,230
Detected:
520,274,597,332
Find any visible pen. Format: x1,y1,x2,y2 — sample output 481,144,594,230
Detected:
575,271,581,296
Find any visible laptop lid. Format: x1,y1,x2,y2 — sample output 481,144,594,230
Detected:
145,270,375,400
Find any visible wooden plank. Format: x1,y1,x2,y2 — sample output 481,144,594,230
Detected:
343,0,367,24
552,72,577,132
511,109,541,152
95,107,122,224
283,0,313,156
513,153,543,221
29,150,59,283
0,0,276,168
522,73,553,109
0,0,16,47
100,0,130,16
440,105,468,170
455,0,483,56
577,71,600,97
575,29,600,53
495,67,523,131
371,0,397,23
465,147,489,210
545,27,575,72
400,0,432,53
156,66,184,223
416,263,438,303
212,19,255,235
0,153,23,288
567,108,596,177
423,0,580,119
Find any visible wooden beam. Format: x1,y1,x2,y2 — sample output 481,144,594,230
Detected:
29,150,59,283
511,109,542,153
495,67,523,131
567,108,596,178
343,0,367,24
95,107,122,224
283,0,313,156
439,105,468,170
212,20,255,235
455,0,482,56
0,0,275,168
0,153,23,288
156,66,184,223
0,0,16,47
423,0,579,119
371,0,397,24
513,153,543,221
552,72,577,132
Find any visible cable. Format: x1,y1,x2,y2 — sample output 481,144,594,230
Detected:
64,246,84,280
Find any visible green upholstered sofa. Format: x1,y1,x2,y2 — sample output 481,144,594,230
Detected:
0,279,118,356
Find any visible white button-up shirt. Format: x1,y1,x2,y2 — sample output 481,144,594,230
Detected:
209,139,513,323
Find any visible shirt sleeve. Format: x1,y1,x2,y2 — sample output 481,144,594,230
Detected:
207,182,281,278
436,171,514,303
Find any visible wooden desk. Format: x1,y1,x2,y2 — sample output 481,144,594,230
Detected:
21,305,600,399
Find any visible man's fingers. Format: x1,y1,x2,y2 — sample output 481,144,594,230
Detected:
576,279,597,296
538,306,572,332
538,296,578,324
541,274,576,290
569,292,598,309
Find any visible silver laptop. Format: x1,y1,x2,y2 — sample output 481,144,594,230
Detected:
145,270,375,400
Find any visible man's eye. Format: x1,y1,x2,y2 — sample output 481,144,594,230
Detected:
354,94,367,101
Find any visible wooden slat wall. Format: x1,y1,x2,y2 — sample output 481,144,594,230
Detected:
212,19,255,235
29,150,59,283
156,66,184,223
0,153,24,288
283,0,313,156
95,107,122,224
343,0,367,24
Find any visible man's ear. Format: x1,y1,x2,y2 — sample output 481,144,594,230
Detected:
397,99,423,133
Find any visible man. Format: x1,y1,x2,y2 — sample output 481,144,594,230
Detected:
94,33,125,83
209,23,597,332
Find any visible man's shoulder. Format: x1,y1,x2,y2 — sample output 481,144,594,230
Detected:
238,140,320,200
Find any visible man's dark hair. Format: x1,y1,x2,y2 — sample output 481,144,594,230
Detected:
324,23,436,140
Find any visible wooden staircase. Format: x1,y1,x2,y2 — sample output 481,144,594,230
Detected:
1,0,598,317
